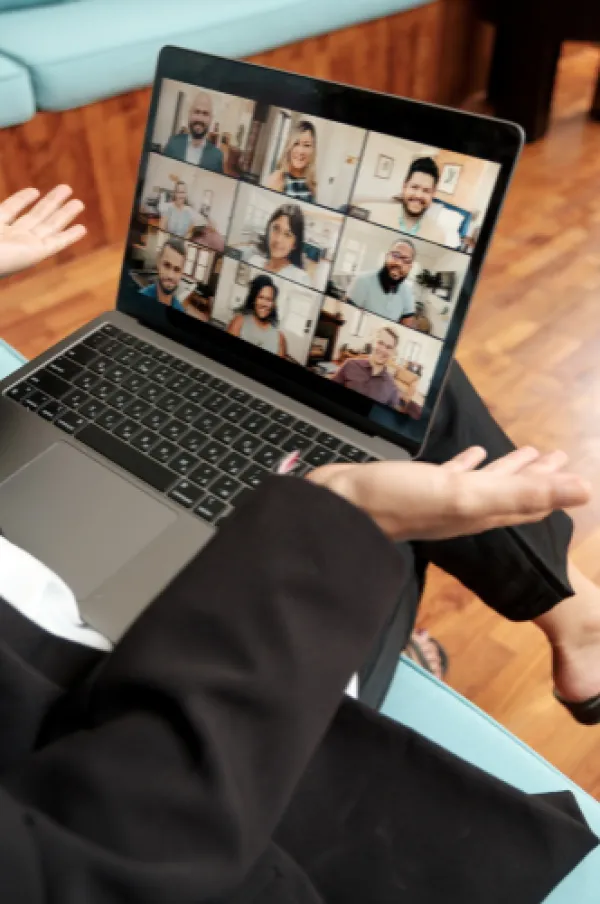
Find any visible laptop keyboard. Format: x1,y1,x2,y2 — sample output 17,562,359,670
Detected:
3,324,376,527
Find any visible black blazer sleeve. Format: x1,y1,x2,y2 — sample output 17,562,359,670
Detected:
0,476,406,902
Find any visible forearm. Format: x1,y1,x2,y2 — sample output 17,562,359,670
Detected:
0,477,406,901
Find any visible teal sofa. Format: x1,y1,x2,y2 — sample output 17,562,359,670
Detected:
0,0,431,126
0,338,597,902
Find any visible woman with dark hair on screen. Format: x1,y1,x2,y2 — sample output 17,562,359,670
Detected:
247,203,311,287
266,119,318,203
227,273,288,357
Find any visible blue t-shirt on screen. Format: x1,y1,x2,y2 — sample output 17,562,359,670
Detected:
139,282,186,312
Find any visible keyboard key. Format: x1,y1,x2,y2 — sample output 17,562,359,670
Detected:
281,433,314,453
333,455,353,464
207,376,229,392
193,494,226,523
55,410,87,434
88,355,112,376
221,402,247,424
199,439,227,465
182,383,210,405
240,463,269,489
150,439,179,464
107,388,135,411
130,429,159,453
240,411,269,433
28,369,70,399
250,398,273,416
170,451,200,476
6,381,34,402
121,372,147,393
339,443,369,462
138,383,166,404
261,423,290,445
174,401,202,425
254,444,279,469
132,356,157,377
168,479,205,509
84,331,113,351
220,452,247,477
141,407,171,432
38,400,68,422
123,398,152,421
132,339,154,355
89,379,115,402
304,446,336,467
116,330,137,346
98,338,121,358
232,433,263,457
156,391,182,414
115,346,138,366
188,461,218,487
78,424,175,493
72,370,99,392
153,348,176,364
294,420,318,439
179,430,207,455
165,372,188,392
22,390,50,412
212,421,241,445
113,418,141,442
228,387,251,404
62,387,92,409
186,366,207,382
203,391,228,414
104,363,129,384
78,399,107,421
64,343,99,368
171,357,191,373
316,431,342,451
210,474,241,502
151,364,175,385
272,410,296,427
95,408,124,431
47,356,83,381
99,323,119,337
159,419,189,443
193,411,221,434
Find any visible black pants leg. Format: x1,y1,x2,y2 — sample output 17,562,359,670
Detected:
413,362,574,622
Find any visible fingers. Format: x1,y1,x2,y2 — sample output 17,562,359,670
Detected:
441,446,487,472
0,187,40,226
41,223,87,257
15,184,74,232
483,446,541,473
35,198,85,239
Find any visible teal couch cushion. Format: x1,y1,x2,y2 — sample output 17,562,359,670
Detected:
0,0,72,12
383,657,600,903
0,53,35,126
0,339,26,379
0,0,431,111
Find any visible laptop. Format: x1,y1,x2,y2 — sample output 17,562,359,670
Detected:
0,46,522,647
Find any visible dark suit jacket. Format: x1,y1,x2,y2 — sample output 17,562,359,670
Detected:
0,478,596,903
163,133,224,173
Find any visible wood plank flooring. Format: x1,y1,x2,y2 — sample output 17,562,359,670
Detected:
1,43,600,795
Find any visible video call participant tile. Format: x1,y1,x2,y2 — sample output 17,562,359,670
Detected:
226,183,343,294
309,298,443,420
211,257,323,364
329,217,469,341
349,132,500,253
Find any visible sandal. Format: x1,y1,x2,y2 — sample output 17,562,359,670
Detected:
553,690,600,726
403,629,449,681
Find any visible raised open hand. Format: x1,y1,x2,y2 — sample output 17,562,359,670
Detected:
0,185,86,278
308,446,591,542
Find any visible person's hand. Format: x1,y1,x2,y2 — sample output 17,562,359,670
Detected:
0,185,86,278
307,446,591,542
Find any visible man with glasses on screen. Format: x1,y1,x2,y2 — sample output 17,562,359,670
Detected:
331,326,401,408
346,239,417,328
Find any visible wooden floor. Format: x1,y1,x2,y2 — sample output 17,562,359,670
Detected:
2,44,600,794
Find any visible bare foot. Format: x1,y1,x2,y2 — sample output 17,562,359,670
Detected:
403,630,448,680
535,562,600,704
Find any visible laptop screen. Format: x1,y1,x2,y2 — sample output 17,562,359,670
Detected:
117,49,521,455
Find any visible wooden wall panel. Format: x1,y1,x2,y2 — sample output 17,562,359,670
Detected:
0,0,486,288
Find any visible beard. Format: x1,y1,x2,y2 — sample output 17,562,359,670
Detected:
189,121,207,139
158,279,177,296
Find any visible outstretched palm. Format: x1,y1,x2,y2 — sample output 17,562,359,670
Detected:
0,185,86,278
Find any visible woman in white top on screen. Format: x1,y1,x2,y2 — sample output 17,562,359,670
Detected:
159,181,206,239
266,120,318,204
247,203,312,286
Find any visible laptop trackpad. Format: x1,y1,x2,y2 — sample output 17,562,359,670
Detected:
0,442,176,600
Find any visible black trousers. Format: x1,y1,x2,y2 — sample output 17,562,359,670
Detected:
358,361,575,707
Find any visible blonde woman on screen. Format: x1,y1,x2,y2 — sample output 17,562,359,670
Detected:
266,120,318,203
